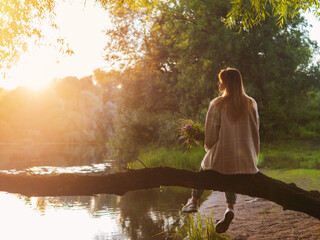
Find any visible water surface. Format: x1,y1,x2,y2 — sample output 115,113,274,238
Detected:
0,144,189,240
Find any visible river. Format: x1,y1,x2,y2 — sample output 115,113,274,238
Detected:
0,144,191,240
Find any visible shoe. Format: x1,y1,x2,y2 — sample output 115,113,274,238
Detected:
215,208,234,233
181,198,199,213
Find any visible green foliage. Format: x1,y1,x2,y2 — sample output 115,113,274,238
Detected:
154,0,319,135
2,0,320,78
102,9,150,69
102,57,183,160
152,0,234,119
173,212,230,240
110,110,170,161
98,0,320,31
293,91,320,139
226,0,320,30
99,0,155,14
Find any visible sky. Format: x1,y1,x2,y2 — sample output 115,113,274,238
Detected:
0,0,111,90
305,12,320,62
0,2,320,90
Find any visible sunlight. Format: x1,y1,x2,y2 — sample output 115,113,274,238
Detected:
0,192,122,240
0,0,111,90
6,48,57,90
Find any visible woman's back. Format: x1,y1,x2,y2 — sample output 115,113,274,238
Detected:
201,96,259,174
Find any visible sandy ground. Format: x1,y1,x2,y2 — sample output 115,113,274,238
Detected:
199,192,320,240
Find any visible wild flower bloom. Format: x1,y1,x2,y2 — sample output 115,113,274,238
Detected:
178,119,204,149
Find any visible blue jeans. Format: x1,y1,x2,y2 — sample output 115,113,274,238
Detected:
191,168,237,204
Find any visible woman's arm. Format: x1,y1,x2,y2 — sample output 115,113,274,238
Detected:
250,99,260,156
204,101,221,151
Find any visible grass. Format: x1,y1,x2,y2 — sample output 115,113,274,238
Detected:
259,140,320,169
173,212,230,240
261,168,320,191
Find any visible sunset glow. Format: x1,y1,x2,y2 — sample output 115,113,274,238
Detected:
0,1,319,239
0,192,122,240
0,0,111,90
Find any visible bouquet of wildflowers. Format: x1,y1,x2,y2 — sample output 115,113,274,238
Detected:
177,119,205,149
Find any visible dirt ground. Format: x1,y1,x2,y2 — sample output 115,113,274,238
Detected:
200,192,320,240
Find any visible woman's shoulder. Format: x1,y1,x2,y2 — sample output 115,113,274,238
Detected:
209,96,223,107
245,95,258,109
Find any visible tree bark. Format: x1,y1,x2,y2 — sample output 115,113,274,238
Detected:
0,167,319,219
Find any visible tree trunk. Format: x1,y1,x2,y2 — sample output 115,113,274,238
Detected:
0,167,319,219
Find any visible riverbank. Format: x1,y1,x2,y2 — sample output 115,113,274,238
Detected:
198,166,320,239
200,191,320,240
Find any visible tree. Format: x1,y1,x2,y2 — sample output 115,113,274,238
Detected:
151,0,319,122
1,0,320,73
0,167,319,219
106,61,180,160
93,69,121,103
106,0,320,150
0,76,112,143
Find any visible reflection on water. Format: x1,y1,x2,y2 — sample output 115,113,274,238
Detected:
0,144,189,240
0,163,113,175
0,144,110,170
0,188,188,240
0,192,123,240
0,144,116,175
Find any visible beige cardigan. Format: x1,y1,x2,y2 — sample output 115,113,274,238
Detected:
201,96,260,174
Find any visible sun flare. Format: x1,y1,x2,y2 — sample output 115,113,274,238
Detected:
4,49,56,90
0,1,111,91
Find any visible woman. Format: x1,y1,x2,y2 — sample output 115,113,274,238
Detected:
181,67,260,234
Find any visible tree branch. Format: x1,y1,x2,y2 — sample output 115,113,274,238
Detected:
0,167,319,219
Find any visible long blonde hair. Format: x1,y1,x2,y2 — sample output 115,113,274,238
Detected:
216,68,251,120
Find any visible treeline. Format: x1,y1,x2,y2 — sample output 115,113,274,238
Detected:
101,0,320,159
0,76,115,143
1,0,320,159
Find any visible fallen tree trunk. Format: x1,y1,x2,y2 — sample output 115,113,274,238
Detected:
0,167,319,219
